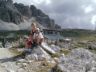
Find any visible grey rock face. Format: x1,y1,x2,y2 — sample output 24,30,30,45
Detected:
0,0,61,29
50,44,60,52
0,45,55,72
30,5,60,29
0,0,23,24
25,46,51,61
54,48,96,72
14,3,32,18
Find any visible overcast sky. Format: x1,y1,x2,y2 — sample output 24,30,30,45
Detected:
13,0,96,30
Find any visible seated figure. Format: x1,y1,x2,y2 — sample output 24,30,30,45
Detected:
25,23,44,48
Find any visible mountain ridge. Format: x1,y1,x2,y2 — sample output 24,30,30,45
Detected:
0,0,61,30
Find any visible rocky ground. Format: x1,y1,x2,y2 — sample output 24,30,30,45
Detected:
0,40,96,72
0,46,56,72
54,48,96,72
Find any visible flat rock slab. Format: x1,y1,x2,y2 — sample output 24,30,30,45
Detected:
0,48,19,60
0,66,7,72
41,42,56,54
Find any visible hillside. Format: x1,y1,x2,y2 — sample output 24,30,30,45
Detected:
0,29,95,36
61,29,96,37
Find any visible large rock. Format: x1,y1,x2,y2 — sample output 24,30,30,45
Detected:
54,48,96,72
25,46,51,61
0,46,55,72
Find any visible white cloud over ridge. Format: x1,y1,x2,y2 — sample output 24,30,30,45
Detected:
0,19,33,31
0,20,19,31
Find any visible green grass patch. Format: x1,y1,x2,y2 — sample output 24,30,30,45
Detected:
60,48,71,55
51,53,60,58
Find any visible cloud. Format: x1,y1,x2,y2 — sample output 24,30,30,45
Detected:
14,0,96,30
13,0,51,6
84,5,94,13
0,20,19,31
0,19,34,31
91,15,96,25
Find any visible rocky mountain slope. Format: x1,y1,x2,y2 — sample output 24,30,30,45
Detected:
0,0,61,30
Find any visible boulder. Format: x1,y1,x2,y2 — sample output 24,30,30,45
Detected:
25,46,51,61
53,48,96,72
50,44,60,52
